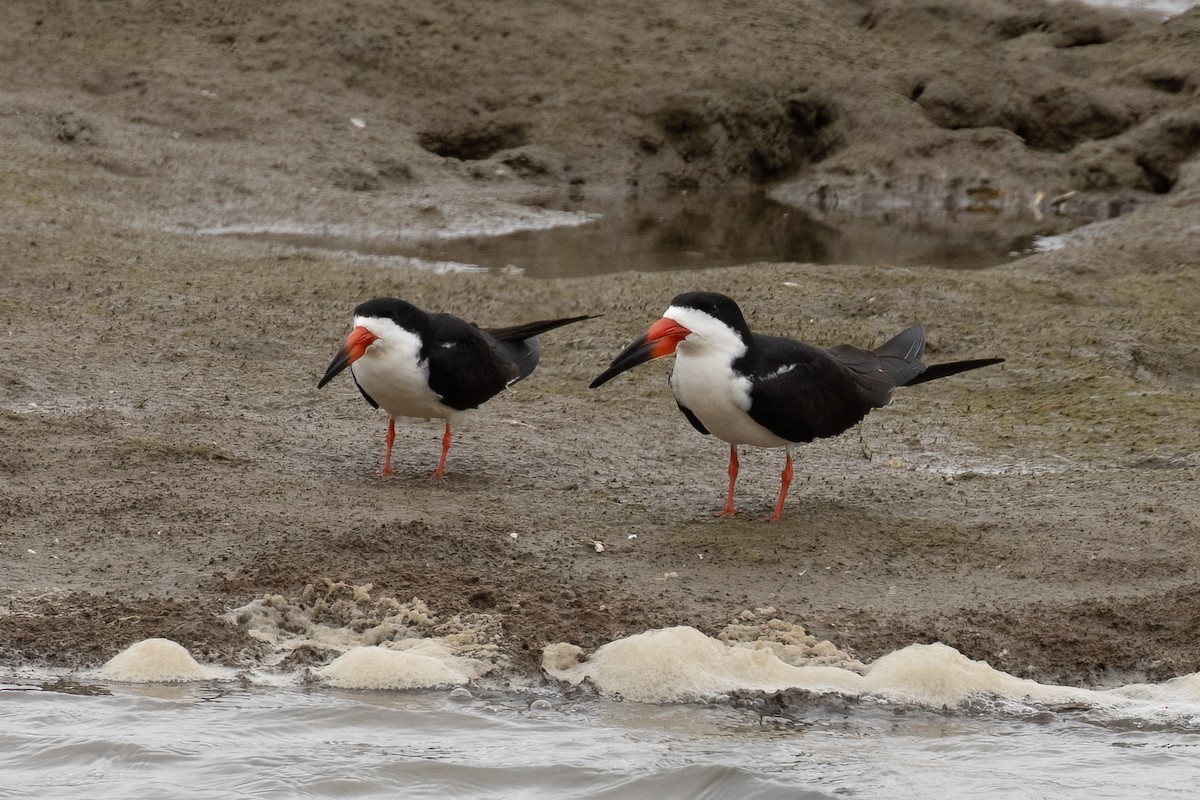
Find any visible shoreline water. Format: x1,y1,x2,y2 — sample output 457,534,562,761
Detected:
5,652,1199,800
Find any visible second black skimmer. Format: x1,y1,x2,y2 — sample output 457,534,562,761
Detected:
590,291,1004,520
319,298,594,479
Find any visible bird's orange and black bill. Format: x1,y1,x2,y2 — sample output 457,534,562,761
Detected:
589,318,690,388
317,326,378,388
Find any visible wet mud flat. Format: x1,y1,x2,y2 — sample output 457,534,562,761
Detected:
3,209,1198,686
1,0,1199,687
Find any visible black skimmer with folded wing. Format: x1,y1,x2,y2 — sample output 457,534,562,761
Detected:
320,298,594,479
591,291,1003,520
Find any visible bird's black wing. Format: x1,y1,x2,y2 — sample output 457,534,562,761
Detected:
352,373,380,409
677,400,710,435
484,315,597,342
424,314,521,411
483,315,598,384
903,357,1005,386
741,335,887,443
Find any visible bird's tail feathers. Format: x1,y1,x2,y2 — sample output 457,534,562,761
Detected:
869,324,927,386
874,324,926,362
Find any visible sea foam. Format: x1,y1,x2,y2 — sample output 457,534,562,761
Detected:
542,625,1200,717
99,638,231,683
316,641,488,690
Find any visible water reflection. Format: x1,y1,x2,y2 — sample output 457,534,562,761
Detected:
222,190,1068,278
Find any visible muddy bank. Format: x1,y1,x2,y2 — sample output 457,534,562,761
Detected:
1,0,1199,688
6,1,1199,233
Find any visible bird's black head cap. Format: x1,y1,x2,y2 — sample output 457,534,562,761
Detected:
669,291,752,339
353,298,431,334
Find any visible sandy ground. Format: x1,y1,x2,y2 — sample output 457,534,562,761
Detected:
2,0,1199,688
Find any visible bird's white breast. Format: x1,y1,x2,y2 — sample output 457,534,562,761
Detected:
349,317,457,421
665,309,788,449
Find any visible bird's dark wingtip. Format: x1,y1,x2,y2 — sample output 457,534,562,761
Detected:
485,314,601,342
905,357,1005,386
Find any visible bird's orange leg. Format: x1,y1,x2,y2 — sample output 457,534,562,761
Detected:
770,449,794,521
378,417,396,477
714,444,739,517
432,421,452,481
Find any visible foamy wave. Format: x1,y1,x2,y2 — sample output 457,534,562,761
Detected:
98,638,233,683
543,625,1200,721
317,642,489,690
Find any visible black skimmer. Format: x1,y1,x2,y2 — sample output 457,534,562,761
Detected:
319,298,594,479
590,291,1003,520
